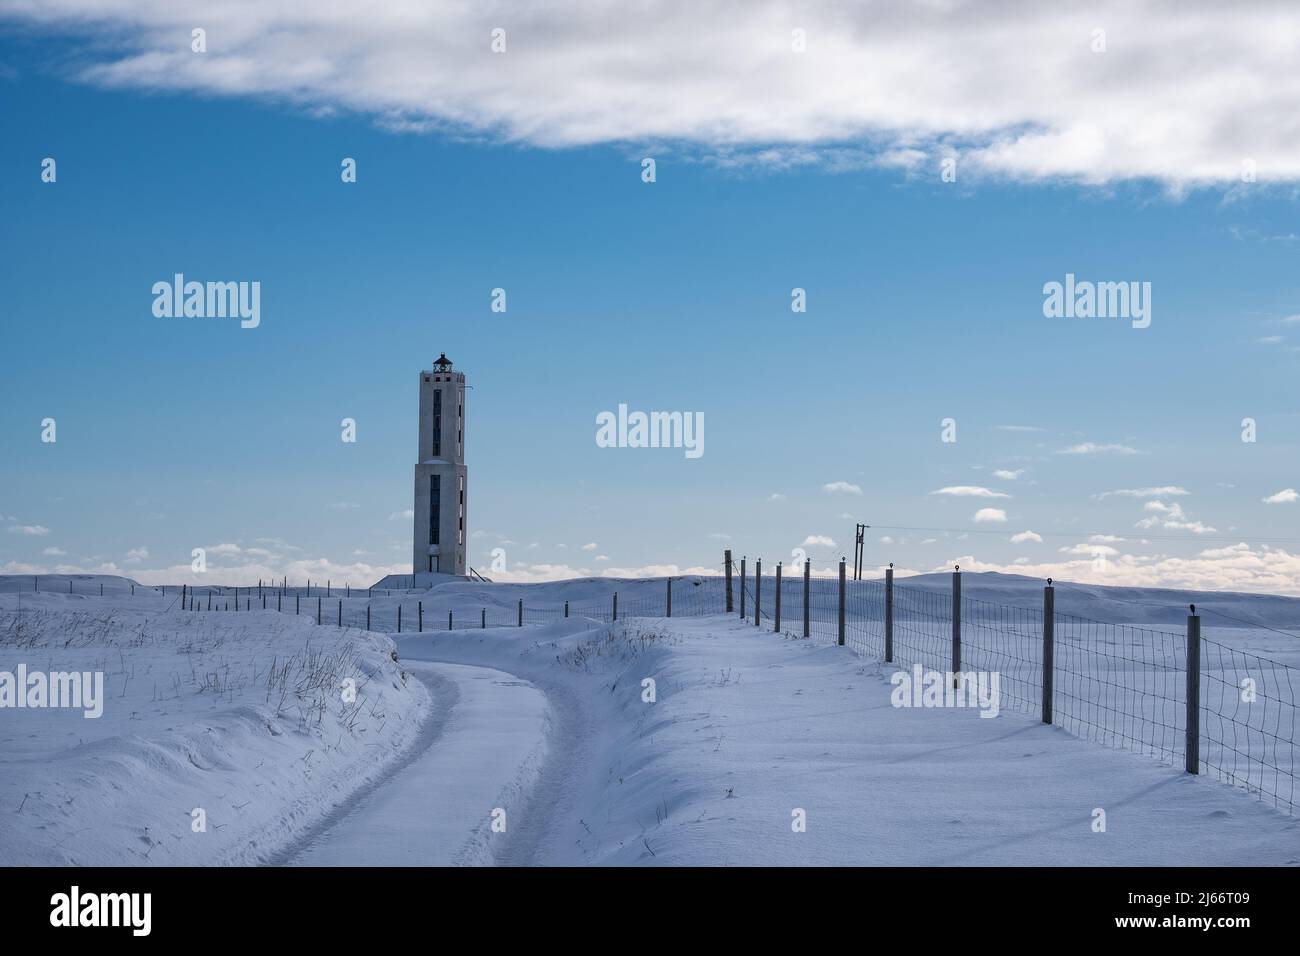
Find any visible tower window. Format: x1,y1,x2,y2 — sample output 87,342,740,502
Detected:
429,475,440,545
432,389,442,457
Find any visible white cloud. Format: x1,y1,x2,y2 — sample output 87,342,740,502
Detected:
1059,543,1120,557
388,509,414,520
822,481,862,495
801,535,837,548
1010,530,1042,543
1057,442,1139,455
1136,501,1218,534
42,547,66,556
125,547,149,563
1095,486,1189,499
13,1,1294,188
581,542,598,551
973,508,1007,523
707,532,731,540
991,469,1025,480
1263,488,1298,504
4,553,412,589
930,485,1011,498
595,555,609,562
7,524,50,536
487,562,712,583
768,493,786,501
935,543,1300,595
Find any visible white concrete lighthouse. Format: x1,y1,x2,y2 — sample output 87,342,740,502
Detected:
412,353,467,578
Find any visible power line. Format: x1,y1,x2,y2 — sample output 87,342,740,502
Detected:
871,524,1300,546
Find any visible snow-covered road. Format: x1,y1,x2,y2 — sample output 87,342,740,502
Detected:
280,663,549,866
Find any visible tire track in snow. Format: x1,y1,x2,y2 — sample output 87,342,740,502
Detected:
273,662,548,866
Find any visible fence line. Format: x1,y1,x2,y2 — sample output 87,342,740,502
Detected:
4,555,1296,815
724,553,1297,817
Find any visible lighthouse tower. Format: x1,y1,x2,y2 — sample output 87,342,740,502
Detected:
412,353,467,577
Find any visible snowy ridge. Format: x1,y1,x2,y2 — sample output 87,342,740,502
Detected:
0,591,431,865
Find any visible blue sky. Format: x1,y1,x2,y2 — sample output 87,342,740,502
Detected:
1,5,1299,592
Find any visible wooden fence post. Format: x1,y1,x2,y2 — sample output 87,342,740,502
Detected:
952,566,961,686
754,559,762,627
1186,606,1201,774
724,549,734,613
667,577,672,617
517,598,522,627
837,558,846,646
740,557,747,619
885,564,894,663
1042,580,1054,724
774,562,782,632
803,559,810,638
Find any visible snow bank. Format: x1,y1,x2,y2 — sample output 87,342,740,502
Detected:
0,591,430,865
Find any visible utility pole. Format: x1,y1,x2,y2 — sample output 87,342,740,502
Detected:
853,523,869,580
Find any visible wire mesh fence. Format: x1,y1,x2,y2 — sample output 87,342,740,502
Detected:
724,555,1298,816
1198,636,1298,814
4,558,1296,815
0,573,734,633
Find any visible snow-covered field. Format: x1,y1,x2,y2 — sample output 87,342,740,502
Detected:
399,616,1300,865
2,572,1298,866
0,582,429,865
